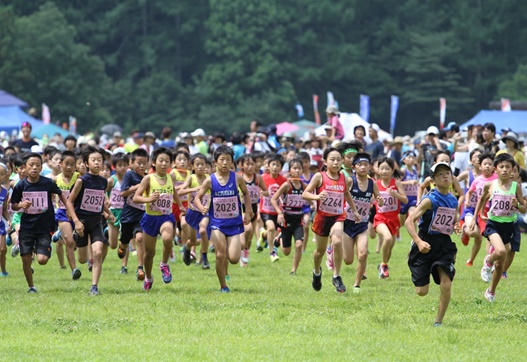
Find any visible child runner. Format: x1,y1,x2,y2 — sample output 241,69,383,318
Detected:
178,153,211,269
457,148,482,246
375,157,408,278
9,158,25,258
66,146,115,295
171,150,191,253
11,152,68,293
342,153,383,292
463,152,496,266
302,147,361,293
133,147,185,290
119,148,148,280
271,158,307,275
239,154,267,266
399,150,419,229
298,151,314,253
195,145,252,292
260,154,287,262
470,153,526,302
106,152,129,272
0,162,10,276
53,150,82,279
406,162,460,326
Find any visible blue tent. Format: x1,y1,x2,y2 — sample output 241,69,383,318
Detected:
0,106,43,133
0,90,28,107
459,110,527,133
31,123,72,138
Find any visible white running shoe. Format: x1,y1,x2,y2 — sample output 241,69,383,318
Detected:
481,256,493,283
484,288,495,302
240,249,249,264
11,244,20,258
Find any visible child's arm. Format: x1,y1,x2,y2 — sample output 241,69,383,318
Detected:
372,182,384,207
133,176,156,204
464,188,473,207
178,175,198,196
66,179,84,236
469,182,491,231
302,173,323,201
257,175,269,196
417,177,431,201
236,174,253,224
457,170,469,183
2,193,10,228
170,173,185,210
405,197,433,253
271,182,290,226
195,177,212,215
106,177,114,193
393,179,408,204
452,178,465,207
514,183,527,214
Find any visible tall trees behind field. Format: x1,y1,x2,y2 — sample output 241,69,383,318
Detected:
1,0,527,136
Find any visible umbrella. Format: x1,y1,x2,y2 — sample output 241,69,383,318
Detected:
275,122,299,136
291,119,318,139
32,123,72,139
100,123,123,136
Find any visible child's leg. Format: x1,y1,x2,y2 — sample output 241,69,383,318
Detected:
77,246,89,264
503,251,515,274
292,238,303,273
353,232,369,287
55,238,65,268
488,235,508,293
212,230,228,288
143,233,157,280
342,232,354,266
108,223,120,249
136,232,145,270
302,212,310,252
313,234,329,274
243,220,254,250
160,222,174,264
0,235,6,273
59,222,78,271
376,224,394,264
226,234,241,264
436,268,452,324
91,240,107,286
21,253,34,287
330,223,344,277
198,217,210,255
265,219,276,253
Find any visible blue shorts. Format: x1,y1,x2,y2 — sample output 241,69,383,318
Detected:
186,209,205,232
55,209,69,223
0,220,5,235
302,204,311,214
460,206,475,221
344,220,368,239
400,197,417,215
511,220,521,252
210,223,244,237
140,213,176,237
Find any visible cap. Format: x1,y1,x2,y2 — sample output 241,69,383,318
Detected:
213,132,226,141
112,147,126,155
113,131,122,138
519,137,525,144
370,123,381,132
133,132,144,139
501,127,513,133
30,145,43,154
144,131,156,139
191,128,206,137
430,162,451,176
325,105,340,114
443,122,457,132
503,131,519,144
426,126,439,135
393,136,404,145
310,161,318,167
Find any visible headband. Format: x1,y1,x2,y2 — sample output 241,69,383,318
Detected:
353,157,371,166
343,148,358,155
0,163,7,171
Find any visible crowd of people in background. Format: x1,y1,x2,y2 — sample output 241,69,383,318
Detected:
1,107,527,326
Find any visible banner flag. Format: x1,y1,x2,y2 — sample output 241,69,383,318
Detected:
313,94,321,125
501,98,511,112
69,116,77,135
295,102,304,119
439,98,446,129
360,94,370,123
42,103,50,125
390,95,399,136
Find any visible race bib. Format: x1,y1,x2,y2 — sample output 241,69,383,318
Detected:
57,190,70,209
430,207,456,235
150,193,172,215
126,195,145,210
213,196,239,219
404,183,418,197
80,189,105,213
379,191,397,213
319,191,343,215
247,184,260,204
22,191,48,214
175,181,188,202
491,194,514,217
110,189,124,209
347,199,370,222
285,194,303,209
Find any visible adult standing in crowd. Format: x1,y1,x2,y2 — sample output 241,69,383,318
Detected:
353,125,367,149
191,128,208,155
365,123,384,159
325,105,345,142
12,121,39,153
481,123,500,154
141,132,157,155
387,136,404,167
417,126,448,181
160,127,176,149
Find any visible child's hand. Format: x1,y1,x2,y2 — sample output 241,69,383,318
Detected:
416,240,431,253
377,195,384,207
318,191,327,201
74,220,85,237
387,187,396,196
20,199,32,210
150,191,160,202
353,211,361,223
277,213,285,226
467,219,476,232
199,206,209,215
106,213,116,223
243,212,251,225
454,222,461,235
512,197,518,209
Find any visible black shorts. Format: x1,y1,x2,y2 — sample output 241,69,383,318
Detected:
484,220,515,245
344,220,368,239
261,213,278,229
281,215,303,248
242,203,259,223
511,221,521,252
76,215,108,248
120,220,143,244
368,205,376,224
19,230,51,258
408,232,457,287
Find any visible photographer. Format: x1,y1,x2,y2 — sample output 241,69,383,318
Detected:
482,122,500,154
417,126,448,182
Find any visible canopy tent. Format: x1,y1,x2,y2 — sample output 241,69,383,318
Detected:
459,110,527,134
0,106,43,133
0,90,28,107
31,123,72,139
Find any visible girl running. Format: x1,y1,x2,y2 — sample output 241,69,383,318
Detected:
399,151,419,228
0,162,10,277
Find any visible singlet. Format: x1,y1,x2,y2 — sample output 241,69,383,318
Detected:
260,173,287,215
108,175,125,210
419,188,458,235
73,173,108,217
347,176,373,223
375,178,400,216
188,174,210,211
341,167,353,179
402,167,418,198
56,172,79,209
244,174,260,205
172,169,190,202
282,181,304,216
0,187,7,222
316,172,346,217
145,174,174,216
488,180,517,223
469,173,498,211
209,171,242,228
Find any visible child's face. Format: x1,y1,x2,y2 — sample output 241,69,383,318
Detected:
403,155,415,167
495,161,513,180
286,150,296,162
324,151,342,174
154,153,171,175
0,167,7,183
206,163,214,174
86,152,103,175
378,161,394,179
174,154,189,170
61,156,76,176
470,152,481,167
76,158,86,175
50,154,62,171
511,167,519,181
193,158,206,176
432,168,453,189
215,154,233,174
435,154,450,164
25,157,42,180
243,158,255,174
18,164,27,178
302,159,310,171
114,161,128,176
343,152,356,168
289,162,302,178
254,157,264,170
100,167,111,179
353,161,370,176
480,158,494,176
268,160,282,176
132,156,148,175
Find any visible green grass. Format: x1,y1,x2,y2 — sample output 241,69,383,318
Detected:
1,229,526,361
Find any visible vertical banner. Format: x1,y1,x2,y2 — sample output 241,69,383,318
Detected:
69,116,77,135
295,101,304,119
327,91,335,107
313,94,321,125
501,98,511,111
42,103,50,125
360,94,370,123
390,95,399,136
439,98,446,129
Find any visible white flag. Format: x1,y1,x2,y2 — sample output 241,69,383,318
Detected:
501,98,511,112
42,103,50,124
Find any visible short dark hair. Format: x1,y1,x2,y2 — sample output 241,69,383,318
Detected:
213,145,234,161
111,152,130,167
493,152,515,168
152,147,173,163
61,150,76,162
483,123,496,134
81,145,105,164
22,152,42,165
64,135,77,144
130,148,149,161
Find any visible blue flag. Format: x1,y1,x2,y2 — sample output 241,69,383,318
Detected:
360,95,369,122
390,95,399,136
295,102,304,119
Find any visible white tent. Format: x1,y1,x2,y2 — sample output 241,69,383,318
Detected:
314,112,391,143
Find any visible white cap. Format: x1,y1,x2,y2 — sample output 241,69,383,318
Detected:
370,123,381,132
430,162,451,176
112,147,126,155
191,128,206,137
427,126,439,135
30,145,43,154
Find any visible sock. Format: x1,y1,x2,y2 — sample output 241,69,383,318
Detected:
273,246,278,253
137,265,143,270
313,269,321,276
92,284,97,288
160,262,167,267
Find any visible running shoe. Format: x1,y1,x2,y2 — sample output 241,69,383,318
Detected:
240,249,249,264
501,272,508,279
481,256,492,283
220,286,230,293
332,275,346,293
160,263,172,283
362,275,368,280
466,259,473,267
169,249,176,263
103,226,108,240
27,287,38,293
378,264,389,279
273,230,281,248
326,248,334,271
226,274,230,281
51,230,62,243
256,244,263,252
72,268,82,280
461,230,470,246
0,272,9,277
136,268,145,280
209,245,215,253
433,322,442,327
10,244,20,258
117,246,127,259
88,259,93,272
88,285,99,296
290,271,296,276
183,248,191,266
190,250,196,261
143,279,153,291
353,286,361,294
312,269,322,291
173,235,181,246
120,266,128,275
270,252,279,262
61,265,66,269
202,256,210,270
484,288,495,302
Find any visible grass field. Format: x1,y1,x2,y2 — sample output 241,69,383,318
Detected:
1,228,526,361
